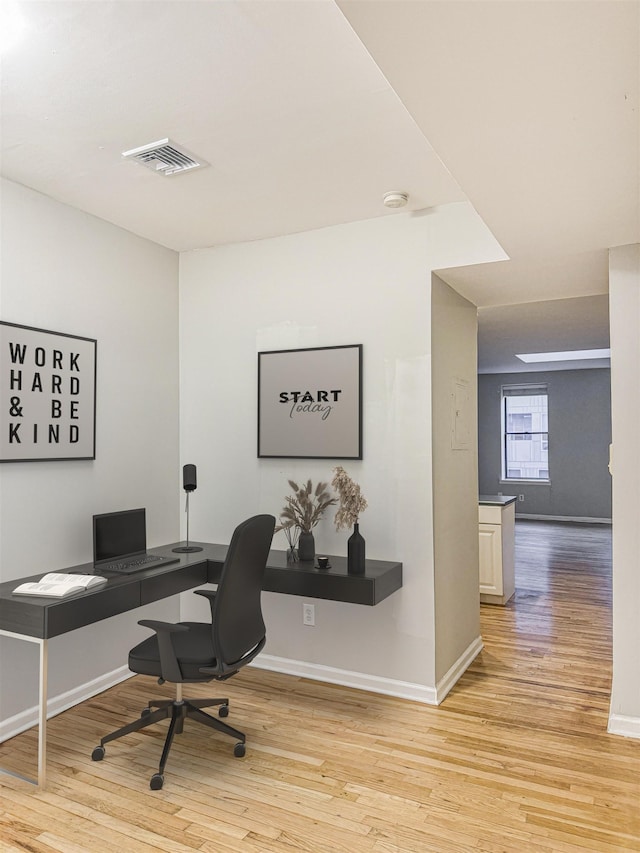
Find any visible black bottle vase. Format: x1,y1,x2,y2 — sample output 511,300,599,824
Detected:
347,522,365,575
298,531,315,561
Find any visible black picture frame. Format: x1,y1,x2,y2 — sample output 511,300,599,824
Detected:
1,321,97,462
258,344,362,459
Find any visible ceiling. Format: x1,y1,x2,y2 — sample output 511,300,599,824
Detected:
477,294,610,374
0,1,466,251
2,1,638,371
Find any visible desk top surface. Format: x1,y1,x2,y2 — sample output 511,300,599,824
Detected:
0,542,403,639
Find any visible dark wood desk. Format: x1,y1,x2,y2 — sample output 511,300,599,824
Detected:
0,542,402,786
0,543,402,639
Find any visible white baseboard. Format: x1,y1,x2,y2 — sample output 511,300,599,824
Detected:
435,636,484,704
0,665,132,744
251,655,438,704
516,514,612,524
1,638,486,745
252,636,484,706
608,713,640,739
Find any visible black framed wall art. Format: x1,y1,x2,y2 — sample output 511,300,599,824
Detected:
1,321,97,462
258,344,362,459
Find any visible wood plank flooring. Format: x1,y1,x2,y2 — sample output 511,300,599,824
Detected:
1,520,638,852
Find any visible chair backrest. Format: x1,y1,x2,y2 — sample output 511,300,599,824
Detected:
211,514,275,674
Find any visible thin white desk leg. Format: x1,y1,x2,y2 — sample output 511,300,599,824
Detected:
38,638,48,788
0,630,48,788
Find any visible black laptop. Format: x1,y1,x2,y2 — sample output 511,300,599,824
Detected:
93,508,179,574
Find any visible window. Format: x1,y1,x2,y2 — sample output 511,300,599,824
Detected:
502,385,549,481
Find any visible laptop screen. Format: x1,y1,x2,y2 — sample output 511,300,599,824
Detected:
93,508,146,564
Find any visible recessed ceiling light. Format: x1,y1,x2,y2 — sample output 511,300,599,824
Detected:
382,191,409,209
516,348,611,363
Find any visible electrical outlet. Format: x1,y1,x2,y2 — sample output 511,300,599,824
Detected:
518,494,525,501
302,603,315,626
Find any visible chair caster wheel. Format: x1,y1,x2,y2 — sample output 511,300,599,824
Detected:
91,746,105,761
234,742,246,758
150,773,164,790
219,704,229,718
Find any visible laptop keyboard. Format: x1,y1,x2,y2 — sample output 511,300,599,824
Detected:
102,555,165,573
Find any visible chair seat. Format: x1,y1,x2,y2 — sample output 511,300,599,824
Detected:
129,622,216,681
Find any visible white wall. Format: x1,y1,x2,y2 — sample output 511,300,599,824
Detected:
179,205,502,700
0,180,181,731
2,183,635,739
608,243,640,737
431,275,481,685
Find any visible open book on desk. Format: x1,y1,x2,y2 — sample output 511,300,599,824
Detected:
12,573,108,598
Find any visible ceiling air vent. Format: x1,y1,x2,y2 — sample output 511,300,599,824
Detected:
121,138,208,177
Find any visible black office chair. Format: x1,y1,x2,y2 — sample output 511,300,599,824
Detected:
91,513,275,790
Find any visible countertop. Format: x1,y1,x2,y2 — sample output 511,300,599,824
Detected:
479,495,518,507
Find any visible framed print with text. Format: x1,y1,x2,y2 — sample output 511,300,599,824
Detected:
1,321,97,462
258,344,362,459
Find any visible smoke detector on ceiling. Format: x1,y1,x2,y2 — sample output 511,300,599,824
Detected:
382,191,409,209
121,138,209,177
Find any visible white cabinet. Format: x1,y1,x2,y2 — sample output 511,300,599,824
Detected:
479,500,516,605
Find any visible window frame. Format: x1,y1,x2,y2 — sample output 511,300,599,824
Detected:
500,384,550,484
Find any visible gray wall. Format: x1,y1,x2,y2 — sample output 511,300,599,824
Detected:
478,368,611,520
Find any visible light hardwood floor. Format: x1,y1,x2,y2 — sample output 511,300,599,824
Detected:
1,520,638,852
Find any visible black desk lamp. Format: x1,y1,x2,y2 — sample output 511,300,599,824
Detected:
172,464,203,553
